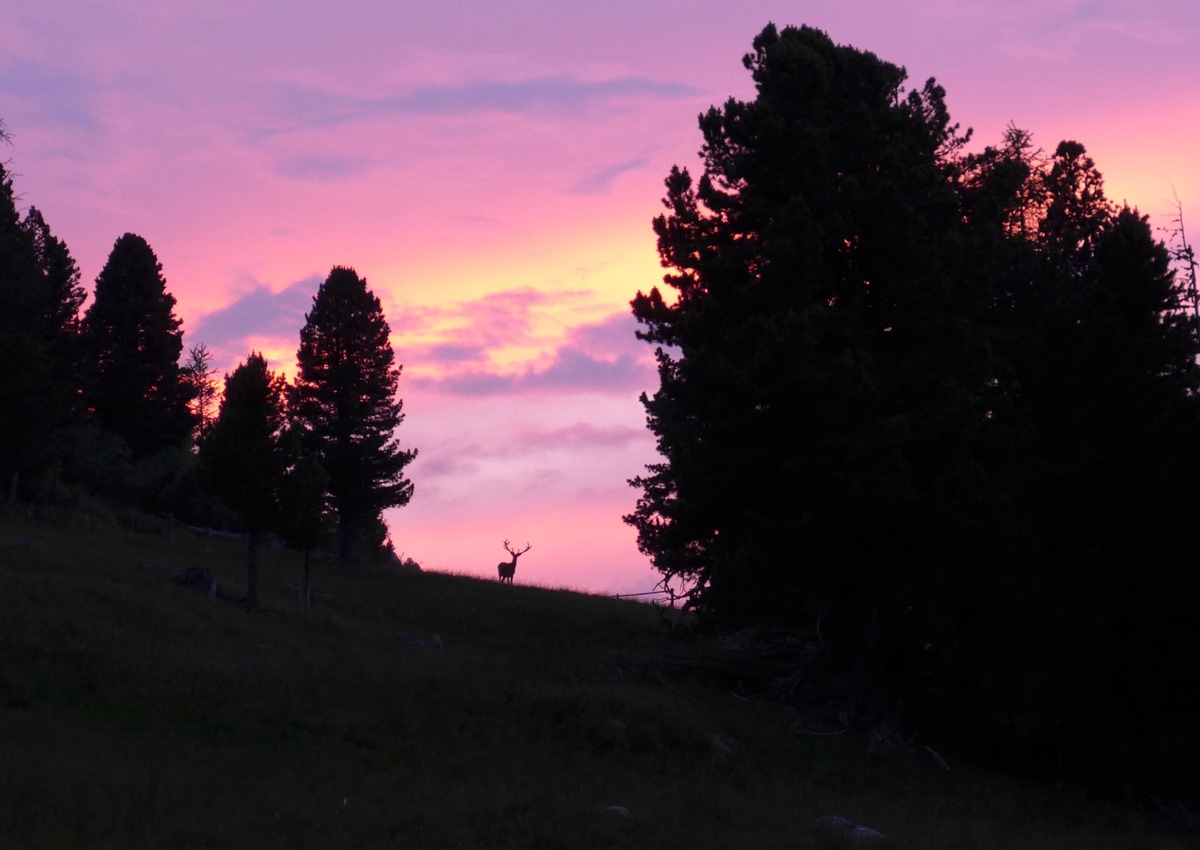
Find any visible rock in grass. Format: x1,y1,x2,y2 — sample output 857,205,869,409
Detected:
599,804,633,819
172,565,218,597
814,814,886,842
711,733,742,757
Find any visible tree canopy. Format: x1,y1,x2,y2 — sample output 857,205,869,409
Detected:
200,352,288,608
629,23,982,630
0,119,419,605
82,233,195,458
183,343,219,446
291,266,416,561
627,23,1200,797
0,162,86,496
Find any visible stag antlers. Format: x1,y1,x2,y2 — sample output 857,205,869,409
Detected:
497,539,531,585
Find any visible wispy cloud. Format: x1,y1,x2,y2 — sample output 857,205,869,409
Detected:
425,342,488,363
271,154,378,181
0,63,106,138
410,311,655,397
416,422,648,474
568,157,649,195
514,422,649,451
395,286,571,360
942,0,1195,63
191,275,318,354
258,74,702,136
192,283,653,396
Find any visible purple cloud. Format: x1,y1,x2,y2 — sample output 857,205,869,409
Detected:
191,275,318,354
394,287,564,362
411,310,656,397
568,157,650,195
523,346,648,392
410,423,649,483
515,422,649,451
0,63,106,139
260,75,703,135
272,154,378,181
568,311,649,357
425,342,488,363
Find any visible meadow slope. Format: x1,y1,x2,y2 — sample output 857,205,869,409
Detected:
0,507,1189,849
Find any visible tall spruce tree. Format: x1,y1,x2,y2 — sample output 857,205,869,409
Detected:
290,266,416,562
200,352,287,609
626,25,987,686
0,159,86,498
278,446,331,607
82,233,195,458
976,141,1200,786
183,343,219,445
23,207,86,425
0,160,48,498
23,207,86,347
628,27,1200,795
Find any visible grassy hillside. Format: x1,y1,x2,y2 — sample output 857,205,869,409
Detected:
0,507,1189,849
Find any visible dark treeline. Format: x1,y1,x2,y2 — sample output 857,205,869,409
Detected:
0,123,416,596
627,24,1200,802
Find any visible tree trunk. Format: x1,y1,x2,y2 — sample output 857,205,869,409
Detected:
302,547,312,608
246,530,260,610
337,512,358,564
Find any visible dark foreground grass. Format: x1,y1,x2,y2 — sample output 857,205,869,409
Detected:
0,508,1190,849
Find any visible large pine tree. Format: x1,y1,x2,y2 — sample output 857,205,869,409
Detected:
23,206,86,423
626,24,986,667
0,159,86,497
627,25,1200,795
290,266,416,562
0,160,49,497
200,352,288,609
23,206,86,349
969,140,1200,786
81,233,195,458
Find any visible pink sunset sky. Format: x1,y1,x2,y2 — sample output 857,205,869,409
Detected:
3,1,1198,595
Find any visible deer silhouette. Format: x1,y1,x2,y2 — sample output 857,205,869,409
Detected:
497,539,531,585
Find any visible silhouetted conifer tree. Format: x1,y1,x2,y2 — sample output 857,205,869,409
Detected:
0,161,46,498
290,266,416,562
278,443,331,606
183,343,219,446
23,207,86,345
200,352,287,609
82,233,196,458
0,158,86,498
24,207,86,422
627,25,1200,797
627,24,988,686
970,140,1200,788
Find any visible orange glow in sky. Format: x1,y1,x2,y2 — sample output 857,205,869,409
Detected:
4,1,1199,595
